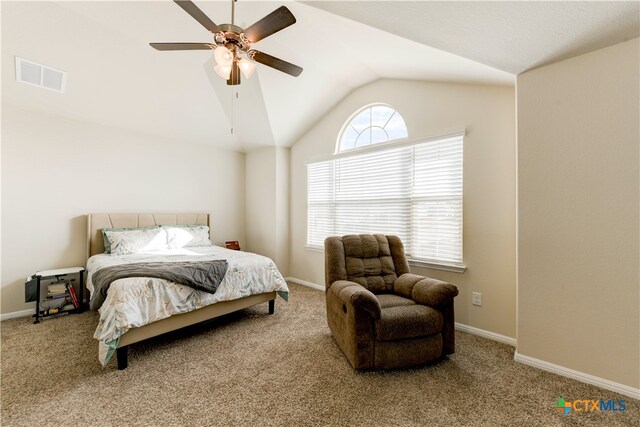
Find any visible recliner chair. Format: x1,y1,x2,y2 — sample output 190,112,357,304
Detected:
325,234,459,369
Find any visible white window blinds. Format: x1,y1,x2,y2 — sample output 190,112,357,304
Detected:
307,160,335,248
411,136,463,263
307,133,464,265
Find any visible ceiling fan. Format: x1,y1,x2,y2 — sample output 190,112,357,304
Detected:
150,0,303,85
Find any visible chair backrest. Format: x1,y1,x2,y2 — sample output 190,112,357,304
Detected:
324,234,410,293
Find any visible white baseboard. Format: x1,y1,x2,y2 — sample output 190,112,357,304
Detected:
285,277,325,291
1,308,34,321
514,352,640,400
455,322,517,347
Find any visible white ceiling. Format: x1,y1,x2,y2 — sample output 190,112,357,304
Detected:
306,1,640,74
2,1,637,151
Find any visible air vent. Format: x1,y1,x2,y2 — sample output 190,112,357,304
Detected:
15,57,66,93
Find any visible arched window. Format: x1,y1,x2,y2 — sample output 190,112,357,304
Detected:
337,104,408,153
309,102,466,269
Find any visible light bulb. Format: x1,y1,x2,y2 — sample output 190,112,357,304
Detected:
214,46,233,66
238,58,257,79
214,64,232,80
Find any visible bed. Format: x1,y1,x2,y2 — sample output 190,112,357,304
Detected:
86,213,288,369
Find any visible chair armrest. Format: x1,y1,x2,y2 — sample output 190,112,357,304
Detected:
412,278,459,307
393,273,424,298
329,280,381,319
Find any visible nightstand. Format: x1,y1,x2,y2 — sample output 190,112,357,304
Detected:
27,267,85,324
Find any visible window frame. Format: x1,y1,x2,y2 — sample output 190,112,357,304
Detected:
307,129,467,274
335,103,409,154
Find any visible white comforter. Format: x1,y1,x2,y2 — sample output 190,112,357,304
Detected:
86,246,289,366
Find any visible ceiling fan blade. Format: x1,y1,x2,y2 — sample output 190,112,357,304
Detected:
174,0,221,33
150,42,215,51
243,6,296,43
249,50,303,77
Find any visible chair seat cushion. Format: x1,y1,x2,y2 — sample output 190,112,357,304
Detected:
376,294,416,309
375,305,443,341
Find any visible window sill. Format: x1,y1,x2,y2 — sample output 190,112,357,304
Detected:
306,246,466,273
407,259,467,274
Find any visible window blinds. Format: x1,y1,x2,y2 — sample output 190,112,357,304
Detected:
411,136,463,263
307,160,335,248
307,134,463,265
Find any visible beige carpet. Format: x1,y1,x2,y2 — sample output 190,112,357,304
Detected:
1,283,637,426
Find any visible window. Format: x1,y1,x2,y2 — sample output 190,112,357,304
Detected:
307,131,464,269
338,104,408,152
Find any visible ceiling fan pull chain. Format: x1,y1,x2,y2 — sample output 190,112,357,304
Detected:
231,90,239,134
230,89,239,134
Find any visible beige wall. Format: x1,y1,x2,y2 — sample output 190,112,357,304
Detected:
275,147,290,275
289,79,517,338
517,38,639,388
245,147,277,260
245,146,289,275
1,107,246,315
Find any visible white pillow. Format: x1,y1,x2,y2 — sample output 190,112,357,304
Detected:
105,228,169,255
164,225,213,249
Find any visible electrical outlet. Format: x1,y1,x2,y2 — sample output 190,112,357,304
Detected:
472,292,482,306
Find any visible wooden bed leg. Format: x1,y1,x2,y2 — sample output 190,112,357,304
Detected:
116,346,128,370
268,299,275,315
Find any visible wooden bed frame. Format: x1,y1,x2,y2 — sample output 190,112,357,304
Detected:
86,213,276,370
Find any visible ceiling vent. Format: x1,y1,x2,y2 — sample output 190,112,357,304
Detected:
15,57,66,93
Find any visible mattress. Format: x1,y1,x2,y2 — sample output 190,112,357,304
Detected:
86,246,289,365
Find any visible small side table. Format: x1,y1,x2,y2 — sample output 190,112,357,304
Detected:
32,267,85,324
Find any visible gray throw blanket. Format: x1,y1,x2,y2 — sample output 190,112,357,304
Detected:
90,260,228,311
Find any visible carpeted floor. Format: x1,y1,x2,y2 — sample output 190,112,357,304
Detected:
1,283,637,426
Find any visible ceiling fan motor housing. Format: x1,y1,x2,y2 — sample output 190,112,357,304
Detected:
217,24,250,50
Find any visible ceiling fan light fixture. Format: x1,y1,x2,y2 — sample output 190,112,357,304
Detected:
214,63,232,80
214,46,234,66
238,58,257,79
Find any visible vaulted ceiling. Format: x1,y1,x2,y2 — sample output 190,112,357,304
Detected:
307,1,640,74
2,1,637,151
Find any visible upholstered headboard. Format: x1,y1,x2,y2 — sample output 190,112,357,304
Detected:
86,213,210,259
